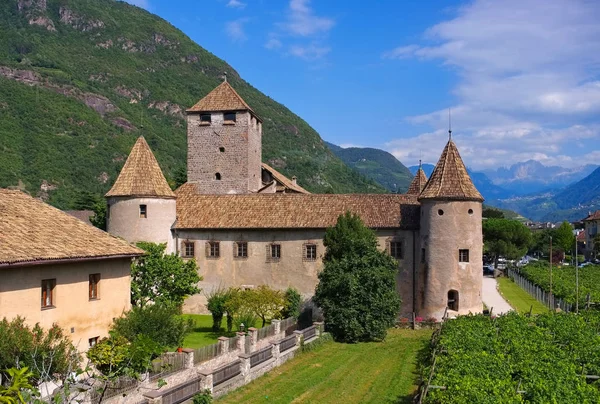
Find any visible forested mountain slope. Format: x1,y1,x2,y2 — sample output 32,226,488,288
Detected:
0,0,383,209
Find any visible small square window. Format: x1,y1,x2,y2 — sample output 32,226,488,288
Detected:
235,242,248,258
89,336,99,348
389,241,403,259
304,244,317,261
200,114,211,124
206,241,220,258
183,242,195,258
267,244,281,262
224,111,236,122
41,279,56,309
89,274,100,300
459,249,470,263
139,204,147,219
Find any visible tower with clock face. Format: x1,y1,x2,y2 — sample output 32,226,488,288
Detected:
185,80,263,194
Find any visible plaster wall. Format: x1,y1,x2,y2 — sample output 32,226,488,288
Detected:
418,201,483,319
107,197,176,253
0,258,132,351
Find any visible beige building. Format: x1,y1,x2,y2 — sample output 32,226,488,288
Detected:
106,81,484,320
0,190,141,351
583,210,600,259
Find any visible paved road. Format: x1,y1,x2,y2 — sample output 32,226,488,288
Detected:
482,276,513,315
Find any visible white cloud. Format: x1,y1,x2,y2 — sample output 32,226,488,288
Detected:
265,38,282,50
281,0,335,37
383,0,600,169
226,0,246,9
288,44,331,61
124,0,149,9
225,18,249,42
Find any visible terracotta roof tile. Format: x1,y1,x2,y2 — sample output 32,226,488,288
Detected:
175,183,420,229
407,168,428,195
419,140,484,202
261,163,310,194
187,81,256,115
106,136,175,198
0,190,142,266
583,210,600,221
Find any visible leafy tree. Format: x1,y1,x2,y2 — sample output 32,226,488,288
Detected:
0,317,75,384
112,304,193,348
242,286,286,327
0,367,36,403
131,242,201,308
482,207,505,219
530,229,552,257
553,221,575,255
90,199,107,230
483,218,532,268
314,212,401,343
223,288,243,333
206,288,228,332
281,287,302,319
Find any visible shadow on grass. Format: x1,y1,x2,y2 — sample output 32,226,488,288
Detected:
391,331,435,404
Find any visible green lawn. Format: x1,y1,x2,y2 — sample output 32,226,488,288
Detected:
181,315,266,349
218,328,432,404
496,277,548,315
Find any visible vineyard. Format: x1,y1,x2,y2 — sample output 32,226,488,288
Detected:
519,262,600,305
420,312,600,403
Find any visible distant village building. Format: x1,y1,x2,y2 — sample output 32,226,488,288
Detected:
106,81,484,320
583,211,600,259
0,190,141,351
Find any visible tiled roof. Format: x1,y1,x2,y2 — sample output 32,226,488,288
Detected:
106,136,175,198
577,230,586,241
64,210,93,225
187,81,256,116
175,183,420,229
583,210,600,221
0,190,142,266
407,168,428,195
261,163,310,194
419,139,484,202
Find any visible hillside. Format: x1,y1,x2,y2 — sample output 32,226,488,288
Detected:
0,0,384,209
326,142,412,192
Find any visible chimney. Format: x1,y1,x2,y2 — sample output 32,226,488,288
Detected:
291,176,297,186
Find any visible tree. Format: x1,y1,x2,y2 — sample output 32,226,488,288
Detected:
131,242,201,308
242,286,285,327
112,304,193,348
281,288,302,319
553,221,575,256
90,199,107,230
314,212,401,343
206,288,228,332
483,219,532,268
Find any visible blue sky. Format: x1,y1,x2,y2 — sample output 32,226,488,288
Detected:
125,0,600,170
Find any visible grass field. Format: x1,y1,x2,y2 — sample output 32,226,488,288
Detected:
181,315,265,349
496,277,548,315
217,328,432,404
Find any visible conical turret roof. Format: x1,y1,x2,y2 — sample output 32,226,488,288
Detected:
418,139,483,202
187,81,260,121
407,168,428,195
106,136,175,198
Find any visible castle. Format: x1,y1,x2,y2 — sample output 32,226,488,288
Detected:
105,80,484,320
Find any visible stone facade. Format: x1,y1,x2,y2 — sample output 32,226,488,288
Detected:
584,212,599,259
187,111,262,194
0,258,132,352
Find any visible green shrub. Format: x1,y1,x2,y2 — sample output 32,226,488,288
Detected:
236,310,258,332
192,389,213,404
281,287,302,319
206,288,228,332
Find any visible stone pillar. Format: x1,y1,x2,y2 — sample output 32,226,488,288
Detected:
272,319,281,336
199,372,213,394
218,336,229,353
293,330,303,347
239,354,252,383
248,327,258,353
143,390,163,404
271,341,281,365
182,348,195,369
236,332,245,352
313,321,324,337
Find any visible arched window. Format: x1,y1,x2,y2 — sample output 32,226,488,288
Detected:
448,290,459,311
215,173,221,180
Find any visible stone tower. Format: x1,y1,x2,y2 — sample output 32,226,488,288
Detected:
417,139,484,319
186,80,262,194
106,136,176,252
407,165,428,195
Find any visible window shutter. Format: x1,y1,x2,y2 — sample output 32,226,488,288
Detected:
266,245,270,262
386,238,391,254
233,242,238,257
205,242,210,257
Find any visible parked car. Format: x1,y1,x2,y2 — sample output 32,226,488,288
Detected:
483,265,494,276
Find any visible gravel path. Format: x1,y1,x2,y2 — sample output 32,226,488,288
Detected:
482,276,513,314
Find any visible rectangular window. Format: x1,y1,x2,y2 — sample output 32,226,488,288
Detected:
89,274,100,300
389,241,403,259
139,204,147,219
459,249,470,263
41,279,56,308
268,244,281,261
206,241,220,258
200,113,211,124
89,336,99,348
304,244,317,261
235,241,248,258
183,241,195,258
223,111,236,122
